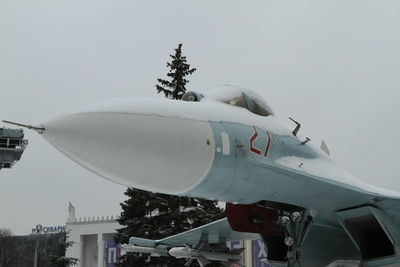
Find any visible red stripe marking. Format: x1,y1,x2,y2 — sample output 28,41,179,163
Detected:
263,131,272,157
250,127,261,155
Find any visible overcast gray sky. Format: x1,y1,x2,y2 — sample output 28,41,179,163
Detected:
1,0,400,235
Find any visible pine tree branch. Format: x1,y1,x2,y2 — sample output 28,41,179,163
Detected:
155,43,197,100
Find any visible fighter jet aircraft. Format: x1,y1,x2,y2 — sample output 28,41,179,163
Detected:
5,85,400,267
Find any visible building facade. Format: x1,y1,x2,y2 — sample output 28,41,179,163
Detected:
66,203,121,267
66,203,270,267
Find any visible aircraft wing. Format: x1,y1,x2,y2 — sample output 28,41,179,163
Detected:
129,218,259,248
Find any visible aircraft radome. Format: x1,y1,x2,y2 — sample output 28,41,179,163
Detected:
5,85,400,267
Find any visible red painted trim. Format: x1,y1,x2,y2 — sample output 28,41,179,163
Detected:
249,127,261,155
226,202,283,235
263,131,272,158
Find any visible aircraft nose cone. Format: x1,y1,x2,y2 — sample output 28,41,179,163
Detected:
42,102,215,195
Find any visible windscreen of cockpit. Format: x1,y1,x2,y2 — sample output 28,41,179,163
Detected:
216,86,273,117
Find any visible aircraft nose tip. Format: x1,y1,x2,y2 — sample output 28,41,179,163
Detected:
168,248,178,257
168,247,185,258
42,110,215,195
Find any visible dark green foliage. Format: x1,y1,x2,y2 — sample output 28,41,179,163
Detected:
115,188,225,267
0,232,75,267
45,232,79,267
0,228,12,238
156,43,197,100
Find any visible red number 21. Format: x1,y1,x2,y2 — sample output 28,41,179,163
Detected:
249,127,271,158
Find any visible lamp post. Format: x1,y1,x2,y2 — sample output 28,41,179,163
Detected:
33,239,39,267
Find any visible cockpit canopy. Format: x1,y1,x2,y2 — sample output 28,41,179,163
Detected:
226,93,272,117
182,85,274,117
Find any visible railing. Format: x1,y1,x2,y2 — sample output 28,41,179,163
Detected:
0,128,28,169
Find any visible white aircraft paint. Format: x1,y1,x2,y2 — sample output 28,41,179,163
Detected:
220,132,230,155
42,113,215,195
275,155,400,198
31,85,400,199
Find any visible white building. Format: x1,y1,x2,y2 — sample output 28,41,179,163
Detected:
66,203,121,267
65,203,266,267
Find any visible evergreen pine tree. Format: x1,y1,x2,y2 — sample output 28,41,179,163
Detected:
45,231,79,267
115,188,225,267
116,44,225,266
156,43,196,100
